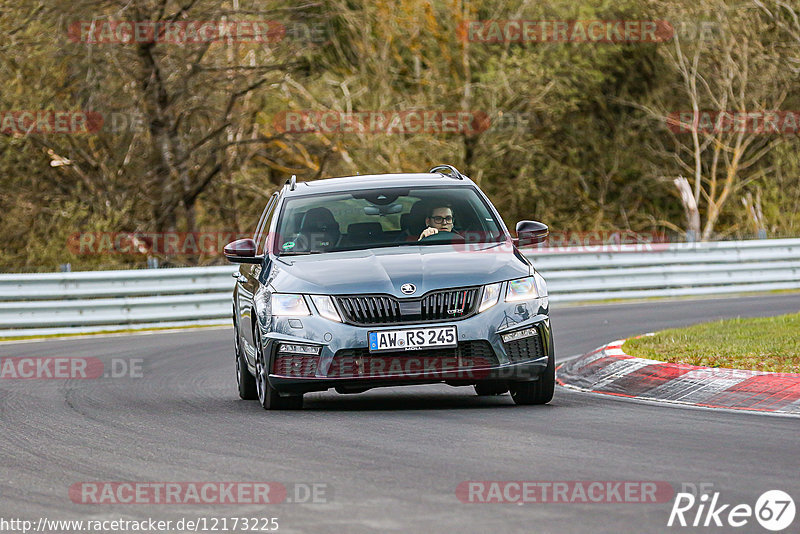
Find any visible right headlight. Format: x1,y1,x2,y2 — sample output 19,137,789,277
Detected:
533,272,547,297
478,282,502,313
271,293,311,316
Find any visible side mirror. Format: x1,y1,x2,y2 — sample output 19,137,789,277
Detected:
223,238,264,264
514,221,549,248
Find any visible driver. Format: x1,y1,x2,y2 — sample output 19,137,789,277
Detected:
419,205,456,240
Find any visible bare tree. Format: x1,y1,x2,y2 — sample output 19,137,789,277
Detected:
635,3,790,240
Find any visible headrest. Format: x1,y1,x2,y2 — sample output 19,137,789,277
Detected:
300,207,338,233
401,201,429,235
347,222,383,236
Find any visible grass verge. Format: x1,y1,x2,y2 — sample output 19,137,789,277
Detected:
623,312,800,373
555,288,800,308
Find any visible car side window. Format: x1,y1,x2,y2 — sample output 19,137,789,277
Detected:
254,193,279,255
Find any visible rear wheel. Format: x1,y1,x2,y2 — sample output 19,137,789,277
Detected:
254,325,303,410
509,356,554,405
234,315,257,400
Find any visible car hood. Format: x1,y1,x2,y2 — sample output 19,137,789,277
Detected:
269,243,531,296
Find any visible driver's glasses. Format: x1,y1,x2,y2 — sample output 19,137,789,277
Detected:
431,215,453,224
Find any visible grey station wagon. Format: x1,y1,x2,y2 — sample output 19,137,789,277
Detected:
224,165,554,409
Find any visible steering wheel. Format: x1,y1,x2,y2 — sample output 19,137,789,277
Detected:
418,230,466,244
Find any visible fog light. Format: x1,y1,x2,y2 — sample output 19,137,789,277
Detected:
501,327,538,343
277,343,321,355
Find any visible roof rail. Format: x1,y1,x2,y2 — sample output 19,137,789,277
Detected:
285,174,297,191
429,164,465,180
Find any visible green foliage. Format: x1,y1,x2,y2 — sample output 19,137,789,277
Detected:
0,0,798,271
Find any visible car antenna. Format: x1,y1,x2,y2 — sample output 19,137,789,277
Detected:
286,174,296,191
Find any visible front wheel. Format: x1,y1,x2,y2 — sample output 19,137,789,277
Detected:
474,383,509,396
509,356,554,405
234,316,257,400
254,326,303,410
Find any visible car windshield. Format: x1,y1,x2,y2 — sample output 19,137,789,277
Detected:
274,186,506,255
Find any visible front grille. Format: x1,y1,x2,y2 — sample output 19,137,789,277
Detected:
335,287,480,326
273,354,319,377
503,330,545,363
328,340,497,378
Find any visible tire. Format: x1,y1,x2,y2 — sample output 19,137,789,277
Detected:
254,324,303,410
234,317,258,400
474,383,508,396
509,355,555,405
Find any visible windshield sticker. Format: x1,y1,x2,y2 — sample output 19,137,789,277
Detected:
282,241,295,250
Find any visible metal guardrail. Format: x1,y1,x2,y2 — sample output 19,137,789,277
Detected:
1,238,799,338
530,238,800,301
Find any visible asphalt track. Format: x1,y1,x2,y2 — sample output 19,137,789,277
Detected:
1,293,799,534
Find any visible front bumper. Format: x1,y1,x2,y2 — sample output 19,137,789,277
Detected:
255,297,554,394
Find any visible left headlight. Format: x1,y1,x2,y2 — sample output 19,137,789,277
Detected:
505,273,547,302
271,293,311,316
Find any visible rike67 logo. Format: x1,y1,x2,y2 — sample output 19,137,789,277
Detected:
668,489,795,531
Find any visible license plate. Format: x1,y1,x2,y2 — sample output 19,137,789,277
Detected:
368,326,457,352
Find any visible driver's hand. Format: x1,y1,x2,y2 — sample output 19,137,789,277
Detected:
419,227,438,240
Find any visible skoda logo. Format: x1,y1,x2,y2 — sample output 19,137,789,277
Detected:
400,283,416,295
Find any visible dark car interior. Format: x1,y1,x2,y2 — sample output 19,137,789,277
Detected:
279,188,504,254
